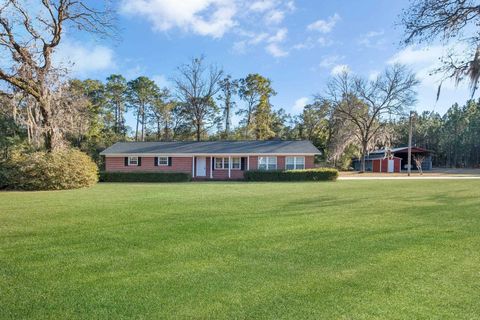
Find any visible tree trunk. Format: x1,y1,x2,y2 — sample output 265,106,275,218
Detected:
114,101,118,134
39,98,59,152
245,112,251,139
164,121,170,141
360,141,368,173
225,107,230,138
140,103,145,142
196,122,201,141
135,110,140,141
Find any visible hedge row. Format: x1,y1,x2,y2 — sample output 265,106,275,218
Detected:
244,168,338,181
99,171,191,183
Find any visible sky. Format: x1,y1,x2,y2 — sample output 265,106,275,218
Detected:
56,0,473,126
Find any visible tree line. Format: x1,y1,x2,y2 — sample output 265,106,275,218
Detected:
3,54,479,169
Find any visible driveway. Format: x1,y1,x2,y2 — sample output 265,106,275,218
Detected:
338,168,480,180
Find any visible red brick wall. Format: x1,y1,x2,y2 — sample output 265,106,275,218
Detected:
305,156,314,169
105,156,193,173
105,154,316,178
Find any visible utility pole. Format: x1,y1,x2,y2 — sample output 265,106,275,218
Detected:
407,111,414,176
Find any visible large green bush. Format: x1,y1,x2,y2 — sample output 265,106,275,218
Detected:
0,148,98,190
244,168,338,182
99,171,191,183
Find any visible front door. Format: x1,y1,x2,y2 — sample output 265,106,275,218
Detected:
196,157,206,177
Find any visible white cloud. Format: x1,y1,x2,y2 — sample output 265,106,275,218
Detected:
233,28,289,57
285,1,295,11
331,64,350,75
265,9,285,24
232,40,248,54
263,27,289,57
293,96,309,113
358,30,386,49
319,55,344,69
388,46,444,65
120,0,237,38
54,41,115,76
123,0,295,58
307,13,340,33
317,37,334,47
268,28,287,43
250,0,275,12
266,43,288,57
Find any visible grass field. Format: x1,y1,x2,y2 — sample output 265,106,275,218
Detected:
1,181,480,319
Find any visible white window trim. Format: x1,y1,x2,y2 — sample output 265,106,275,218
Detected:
258,156,277,170
215,157,241,170
231,157,241,170
128,156,138,166
157,156,169,166
285,156,305,170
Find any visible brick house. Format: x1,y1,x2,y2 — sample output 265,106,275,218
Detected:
100,140,321,180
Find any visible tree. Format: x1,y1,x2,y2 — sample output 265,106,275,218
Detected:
271,108,290,139
105,75,128,136
401,0,480,96
217,75,238,139
294,100,331,149
413,154,425,175
325,65,418,172
149,88,173,140
0,0,114,151
174,57,223,141
127,76,159,142
238,74,276,139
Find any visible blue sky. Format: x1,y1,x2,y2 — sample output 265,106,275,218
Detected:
56,0,473,126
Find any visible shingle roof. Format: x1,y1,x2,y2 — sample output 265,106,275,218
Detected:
100,140,320,155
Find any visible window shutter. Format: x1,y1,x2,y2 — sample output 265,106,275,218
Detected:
124,157,128,166
168,157,172,166
154,157,158,166
138,157,142,166
241,157,246,171
212,157,215,171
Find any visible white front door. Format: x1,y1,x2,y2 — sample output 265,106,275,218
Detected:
196,157,206,177
388,159,394,173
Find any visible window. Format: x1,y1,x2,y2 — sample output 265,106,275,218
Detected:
215,157,224,169
158,156,168,166
128,156,138,166
286,156,305,170
215,157,240,169
232,157,240,169
258,156,277,170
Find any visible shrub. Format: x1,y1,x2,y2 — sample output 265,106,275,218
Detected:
99,171,191,183
244,168,338,182
1,148,98,190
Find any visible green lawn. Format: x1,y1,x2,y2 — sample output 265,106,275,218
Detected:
1,181,480,319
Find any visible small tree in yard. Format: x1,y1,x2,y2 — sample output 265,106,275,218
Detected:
413,154,425,175
325,65,418,172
